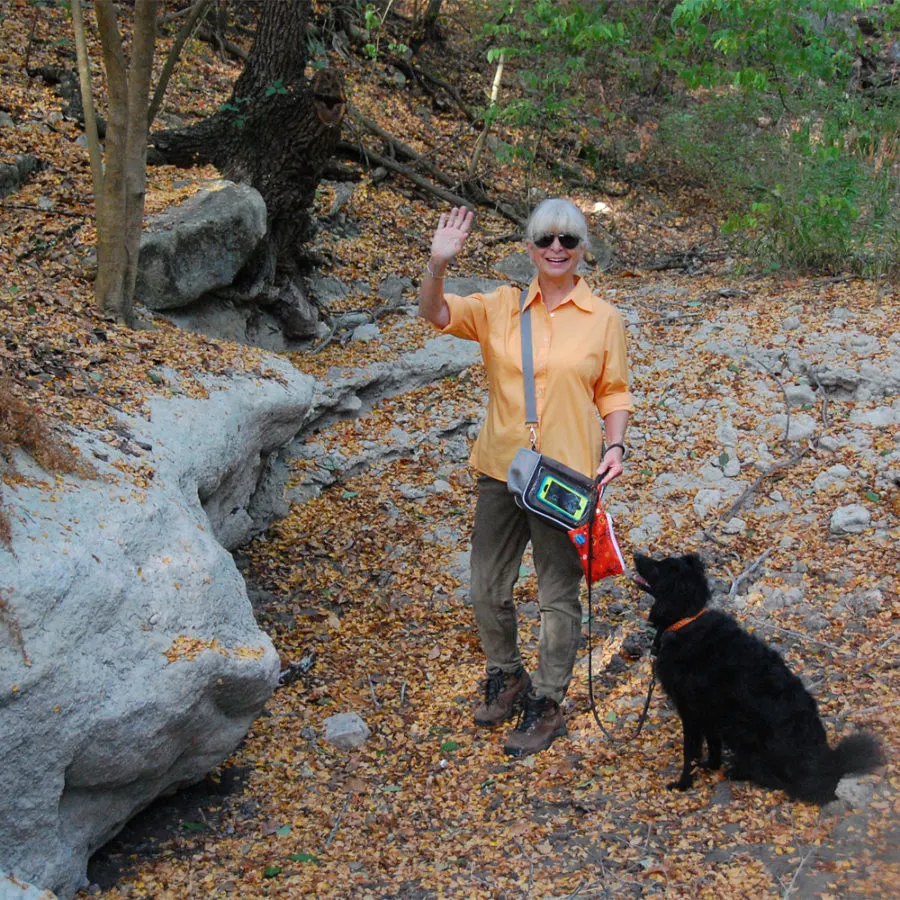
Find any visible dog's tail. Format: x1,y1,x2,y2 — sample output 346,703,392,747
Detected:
796,732,885,804
831,731,885,779
789,731,884,804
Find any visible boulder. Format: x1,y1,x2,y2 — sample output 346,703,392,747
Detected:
0,155,42,199
0,871,56,899
136,181,267,311
0,357,314,899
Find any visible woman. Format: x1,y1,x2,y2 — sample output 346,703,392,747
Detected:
418,198,633,757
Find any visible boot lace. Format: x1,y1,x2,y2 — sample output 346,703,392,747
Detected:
513,695,547,732
482,668,507,706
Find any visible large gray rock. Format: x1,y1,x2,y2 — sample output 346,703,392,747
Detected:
136,181,267,311
0,871,56,899
0,154,42,198
0,357,314,899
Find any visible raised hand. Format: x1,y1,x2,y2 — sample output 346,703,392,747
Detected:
430,206,474,271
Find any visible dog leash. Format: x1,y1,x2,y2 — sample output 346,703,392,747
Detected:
585,477,656,742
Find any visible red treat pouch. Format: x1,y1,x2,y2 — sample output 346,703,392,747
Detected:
568,493,625,583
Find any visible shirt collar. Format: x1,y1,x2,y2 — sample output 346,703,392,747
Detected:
524,275,595,313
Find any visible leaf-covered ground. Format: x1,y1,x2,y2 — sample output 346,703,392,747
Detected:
0,3,897,898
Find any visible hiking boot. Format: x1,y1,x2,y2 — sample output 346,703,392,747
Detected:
502,694,567,757
473,666,531,727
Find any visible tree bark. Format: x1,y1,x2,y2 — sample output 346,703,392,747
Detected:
421,0,444,42
73,0,159,325
150,0,346,301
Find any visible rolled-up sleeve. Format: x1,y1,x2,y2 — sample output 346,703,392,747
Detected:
594,308,634,417
437,293,489,342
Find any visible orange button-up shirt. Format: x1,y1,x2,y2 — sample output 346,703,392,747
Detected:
440,276,634,481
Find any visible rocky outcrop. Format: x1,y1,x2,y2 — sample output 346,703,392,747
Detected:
0,321,489,899
0,358,313,899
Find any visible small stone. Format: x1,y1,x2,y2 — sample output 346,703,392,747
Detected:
722,517,746,535
829,504,871,535
835,776,876,809
784,383,816,406
351,323,380,342
692,488,723,520
813,464,851,492
323,712,370,749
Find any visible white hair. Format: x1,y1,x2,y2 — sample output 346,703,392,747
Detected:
525,198,590,249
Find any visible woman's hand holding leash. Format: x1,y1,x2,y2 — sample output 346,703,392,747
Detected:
597,447,624,487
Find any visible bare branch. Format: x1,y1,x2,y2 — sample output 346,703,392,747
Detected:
148,0,211,128
719,448,808,523
70,0,105,197
749,354,791,443
728,548,771,602
745,616,855,656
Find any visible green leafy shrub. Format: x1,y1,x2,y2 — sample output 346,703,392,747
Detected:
655,88,898,274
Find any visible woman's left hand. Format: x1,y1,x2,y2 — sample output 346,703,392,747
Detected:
597,448,624,487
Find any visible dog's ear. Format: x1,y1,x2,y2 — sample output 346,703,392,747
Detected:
685,553,706,576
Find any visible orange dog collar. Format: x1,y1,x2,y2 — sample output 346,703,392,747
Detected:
666,608,708,633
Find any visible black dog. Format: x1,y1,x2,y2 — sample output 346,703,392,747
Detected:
634,552,884,804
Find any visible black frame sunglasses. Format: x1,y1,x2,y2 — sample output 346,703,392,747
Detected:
533,232,581,250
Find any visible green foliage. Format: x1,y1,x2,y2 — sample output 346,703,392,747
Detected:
470,0,897,274
361,1,409,61
264,79,289,97
657,87,898,274
219,95,248,128
480,0,629,153
669,0,875,91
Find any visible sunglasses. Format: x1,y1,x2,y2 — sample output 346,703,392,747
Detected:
533,232,581,250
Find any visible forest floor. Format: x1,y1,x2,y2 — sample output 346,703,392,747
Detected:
83,271,898,900
0,2,897,898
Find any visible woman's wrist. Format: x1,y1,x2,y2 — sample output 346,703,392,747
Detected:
426,259,447,279
605,442,627,459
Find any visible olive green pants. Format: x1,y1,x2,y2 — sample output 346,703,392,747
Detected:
469,474,585,703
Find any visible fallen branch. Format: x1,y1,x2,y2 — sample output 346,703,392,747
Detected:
853,699,900,716
878,632,900,651
195,23,248,62
323,794,350,849
748,354,791,443
782,844,817,899
744,616,855,656
645,249,724,272
630,312,703,327
719,448,808,522
728,548,772,602
366,672,381,708
387,55,478,121
336,139,525,226
804,363,831,432
307,303,409,355
347,106,458,189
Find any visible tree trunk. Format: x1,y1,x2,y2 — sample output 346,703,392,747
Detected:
73,0,159,326
150,0,346,286
421,0,444,41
